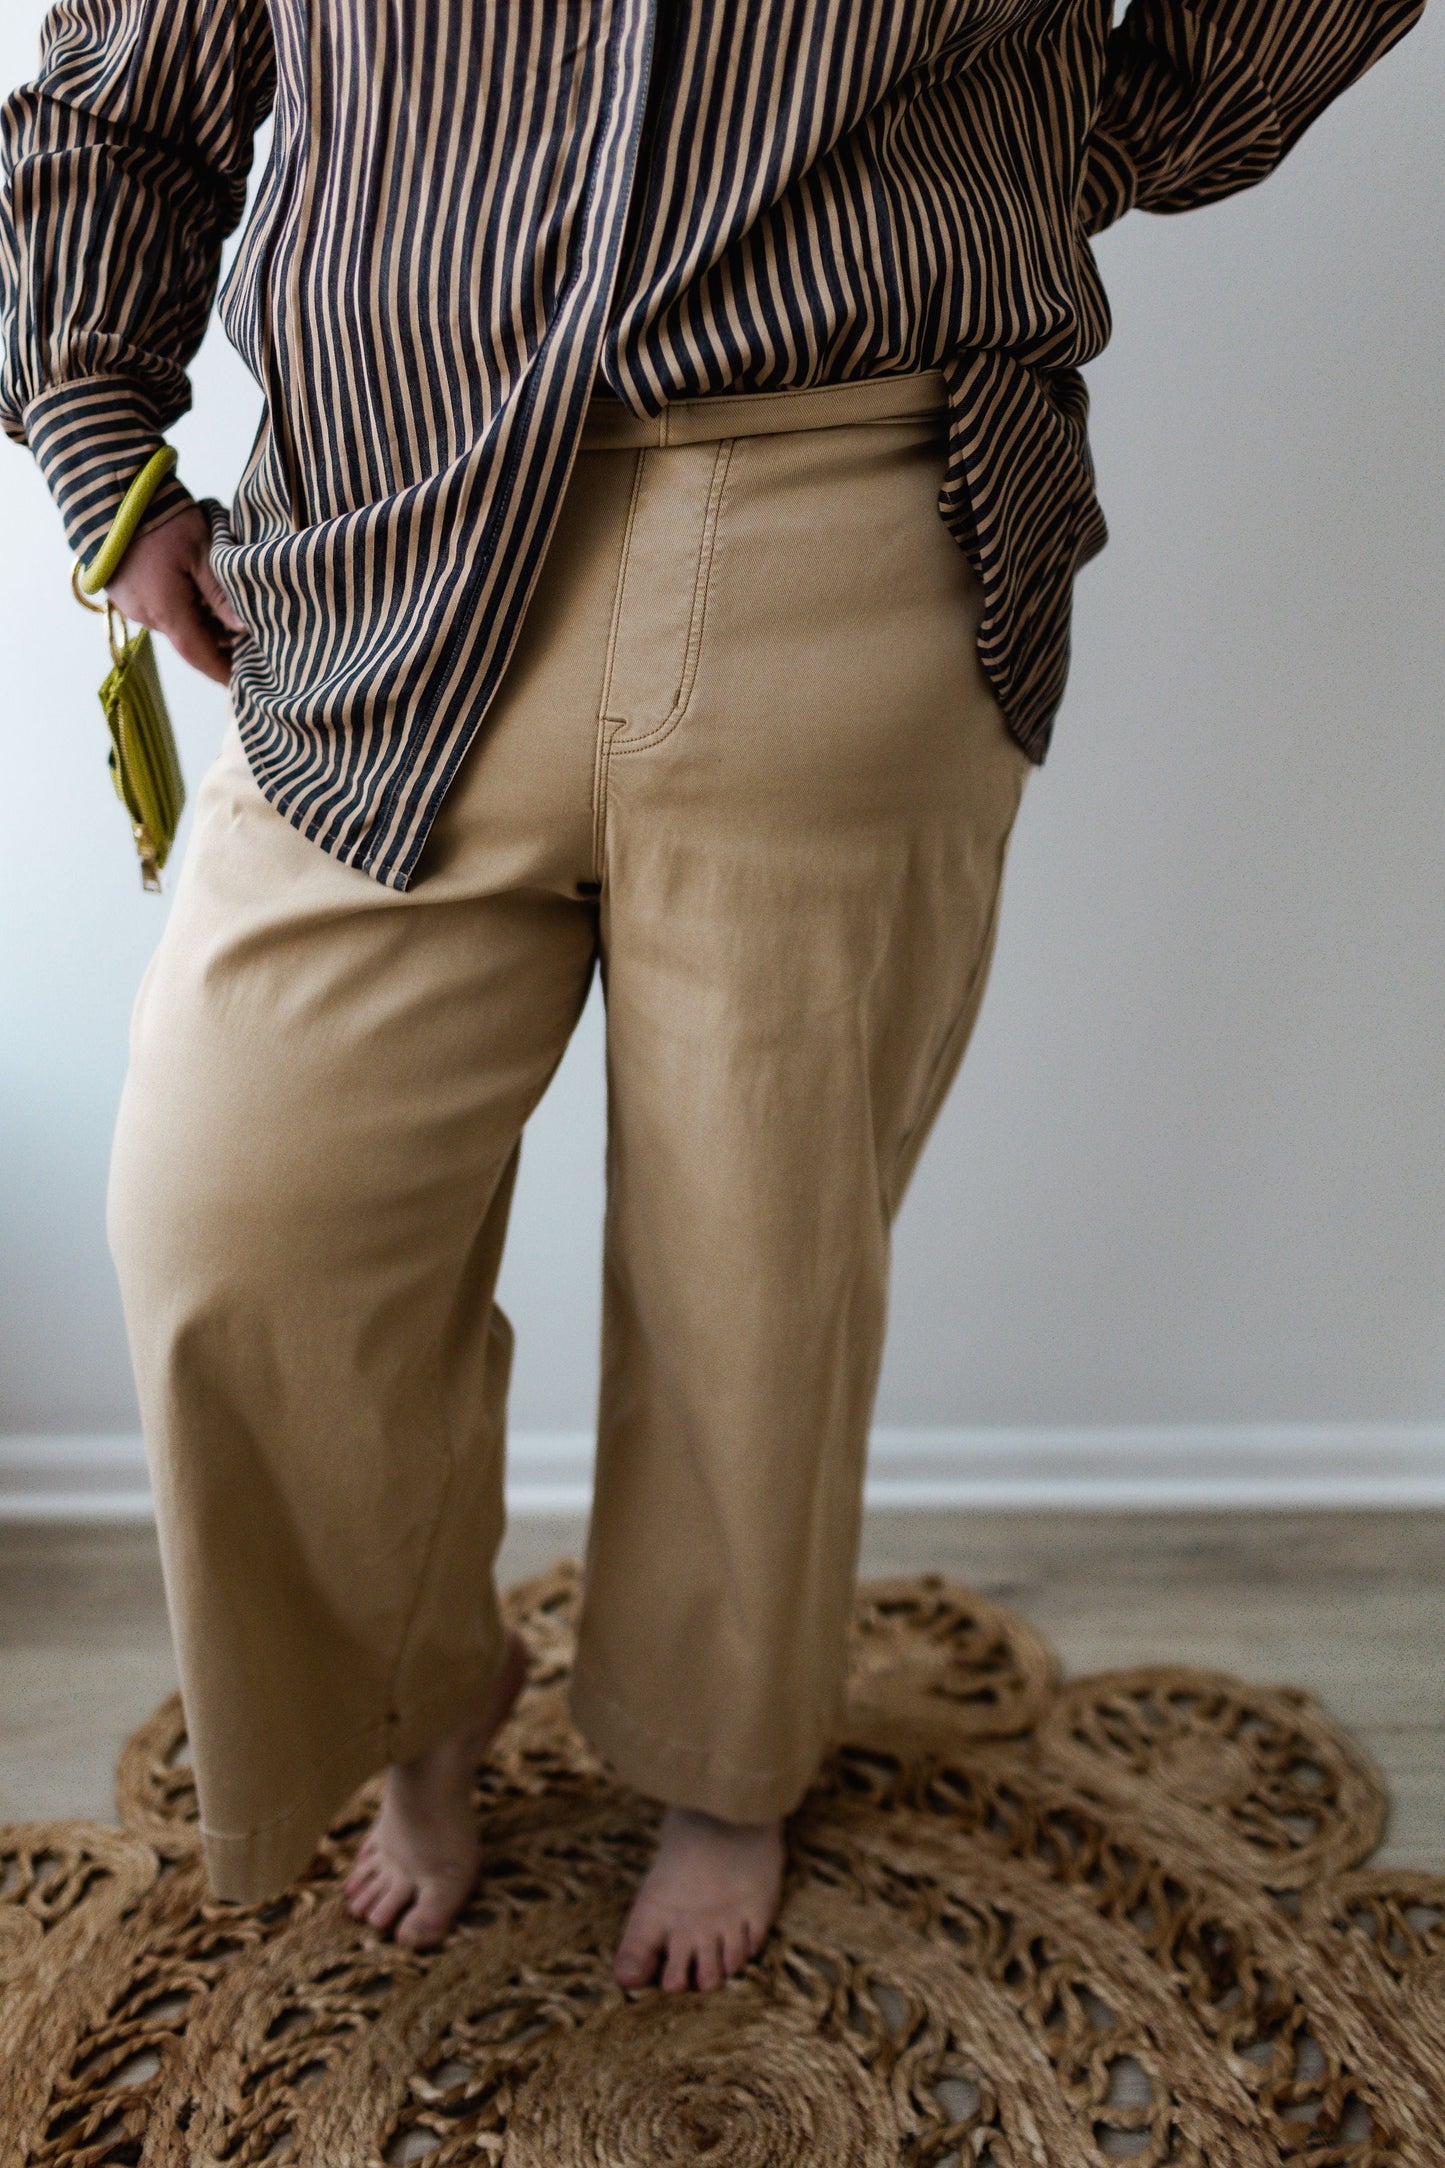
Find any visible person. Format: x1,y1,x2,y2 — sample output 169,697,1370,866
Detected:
0,0,1422,1993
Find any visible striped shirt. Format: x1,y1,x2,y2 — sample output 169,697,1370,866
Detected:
0,0,1422,889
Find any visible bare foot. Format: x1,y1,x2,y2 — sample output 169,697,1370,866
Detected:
613,1806,785,1993
344,1631,528,1949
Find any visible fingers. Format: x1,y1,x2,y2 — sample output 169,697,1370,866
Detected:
155,600,235,685
102,504,242,685
104,505,208,629
190,541,246,635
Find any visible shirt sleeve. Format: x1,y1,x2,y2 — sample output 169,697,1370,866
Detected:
0,0,276,563
1080,0,1426,236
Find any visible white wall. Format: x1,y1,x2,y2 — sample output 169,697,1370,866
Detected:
1,5,1441,1444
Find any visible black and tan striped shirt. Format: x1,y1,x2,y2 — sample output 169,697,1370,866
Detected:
0,0,1422,888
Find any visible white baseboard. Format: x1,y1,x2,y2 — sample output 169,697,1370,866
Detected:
0,1434,153,1520
2,1424,1444,1521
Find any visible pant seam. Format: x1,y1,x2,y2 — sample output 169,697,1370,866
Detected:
882,780,1024,1219
607,437,733,759
591,447,647,879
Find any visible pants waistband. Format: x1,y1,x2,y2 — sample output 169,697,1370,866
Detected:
579,368,949,450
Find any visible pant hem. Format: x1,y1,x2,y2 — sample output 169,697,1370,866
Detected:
568,1649,829,1824
199,1639,509,1904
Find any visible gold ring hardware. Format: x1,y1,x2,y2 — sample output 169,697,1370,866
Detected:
71,559,107,613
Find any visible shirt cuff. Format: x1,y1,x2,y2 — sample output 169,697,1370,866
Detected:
21,377,196,568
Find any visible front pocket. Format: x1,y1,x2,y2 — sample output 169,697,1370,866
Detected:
600,439,733,754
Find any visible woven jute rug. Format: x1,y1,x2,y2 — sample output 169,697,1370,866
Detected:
2,1564,1442,2166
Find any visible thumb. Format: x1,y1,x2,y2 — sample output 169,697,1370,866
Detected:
190,537,246,635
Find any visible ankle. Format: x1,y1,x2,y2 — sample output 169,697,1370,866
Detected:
392,1736,470,1790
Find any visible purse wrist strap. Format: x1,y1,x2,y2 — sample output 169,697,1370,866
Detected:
73,445,179,599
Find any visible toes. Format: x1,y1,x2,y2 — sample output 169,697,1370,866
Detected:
660,1932,696,1994
394,1877,468,1951
347,1846,383,1887
613,1937,664,1990
720,1920,750,1977
615,1890,671,1985
362,1869,415,1934
693,1933,725,1992
345,1854,386,1903
613,1906,668,1990
344,1863,382,1915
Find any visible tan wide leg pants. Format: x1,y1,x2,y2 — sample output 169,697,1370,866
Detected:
107,370,1031,1901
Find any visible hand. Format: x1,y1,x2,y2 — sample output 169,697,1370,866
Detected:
104,504,245,685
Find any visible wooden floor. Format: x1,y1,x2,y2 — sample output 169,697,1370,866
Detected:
1,1511,1441,1869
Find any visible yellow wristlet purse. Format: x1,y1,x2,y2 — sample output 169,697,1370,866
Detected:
71,446,186,892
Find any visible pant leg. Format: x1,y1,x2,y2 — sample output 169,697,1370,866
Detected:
570,413,1031,1821
107,442,640,1900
